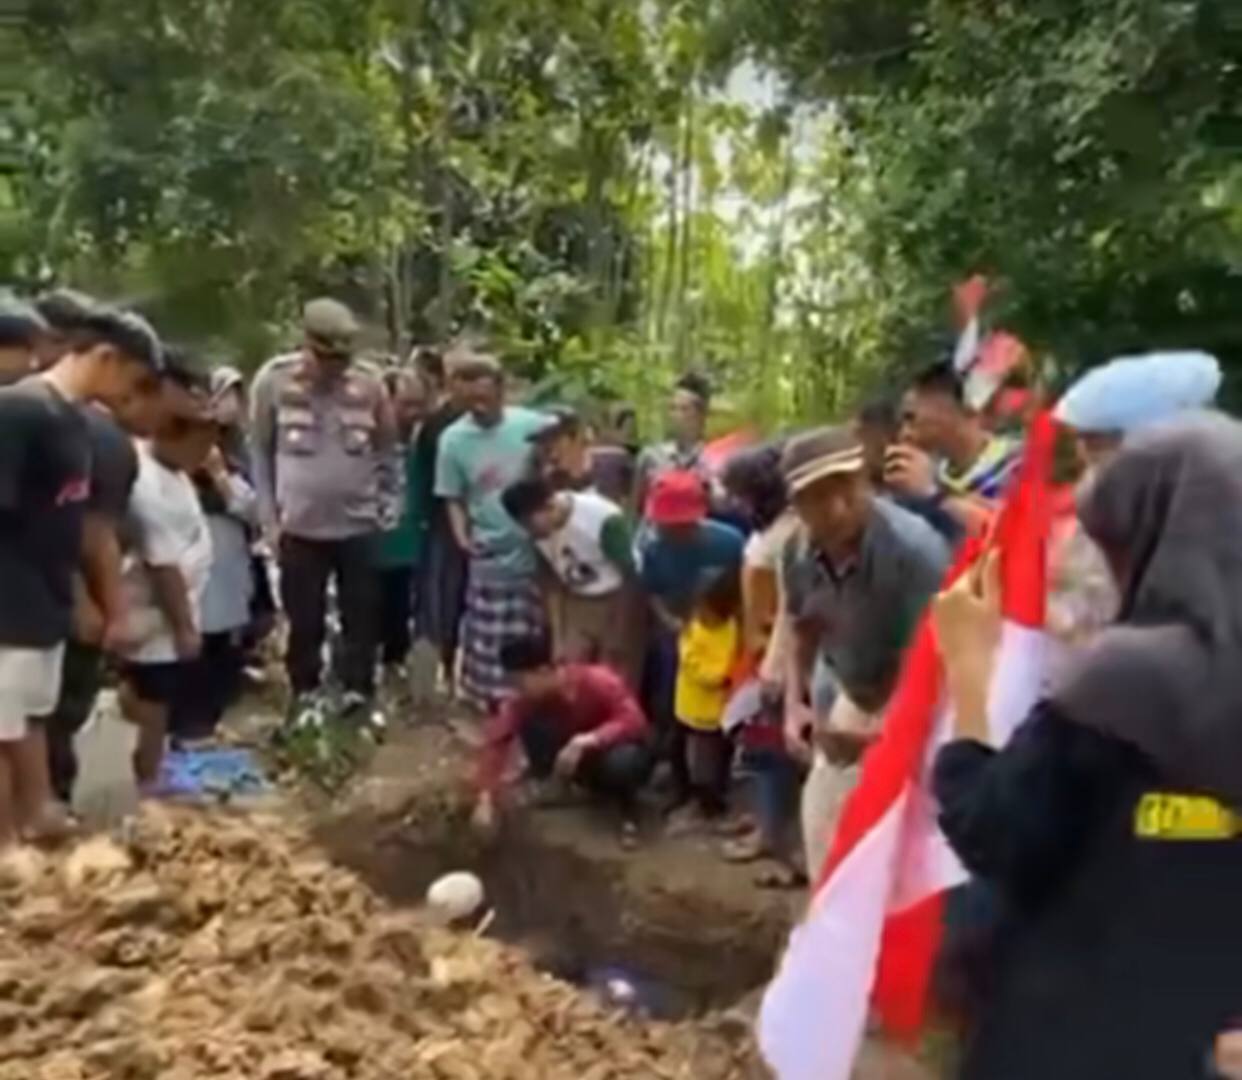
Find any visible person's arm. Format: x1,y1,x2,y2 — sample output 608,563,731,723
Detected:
434,433,475,555
885,445,997,537
933,703,1136,905
783,617,818,754
373,384,401,529
445,500,474,557
202,448,259,526
741,561,777,659
249,363,280,534
148,564,199,658
598,513,636,577
80,513,125,639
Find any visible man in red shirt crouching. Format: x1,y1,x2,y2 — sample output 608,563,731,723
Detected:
471,635,654,848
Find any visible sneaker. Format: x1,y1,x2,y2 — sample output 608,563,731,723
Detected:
341,692,388,743
285,692,324,731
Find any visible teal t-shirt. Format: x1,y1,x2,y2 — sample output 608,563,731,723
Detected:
434,407,544,579
371,442,428,569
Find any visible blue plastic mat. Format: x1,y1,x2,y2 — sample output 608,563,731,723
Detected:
156,747,272,800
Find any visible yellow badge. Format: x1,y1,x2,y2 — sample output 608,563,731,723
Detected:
1134,792,1239,841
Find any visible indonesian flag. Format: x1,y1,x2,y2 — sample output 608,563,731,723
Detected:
757,413,1057,1080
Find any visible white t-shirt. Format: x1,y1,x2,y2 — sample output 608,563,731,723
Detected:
120,445,214,664
535,492,625,598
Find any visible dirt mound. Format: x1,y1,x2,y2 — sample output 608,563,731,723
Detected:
0,808,758,1079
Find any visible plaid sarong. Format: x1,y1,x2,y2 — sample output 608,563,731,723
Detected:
459,569,546,712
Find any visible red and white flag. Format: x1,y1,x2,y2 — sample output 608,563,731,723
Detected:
757,413,1057,1080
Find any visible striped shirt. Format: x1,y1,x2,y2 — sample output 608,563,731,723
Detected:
939,434,1021,501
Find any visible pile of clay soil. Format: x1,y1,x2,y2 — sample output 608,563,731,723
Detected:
0,807,759,1080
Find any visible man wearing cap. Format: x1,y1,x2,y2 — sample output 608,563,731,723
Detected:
637,470,745,799
779,426,949,876
250,298,398,718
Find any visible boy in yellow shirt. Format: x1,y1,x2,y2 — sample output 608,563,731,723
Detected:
670,570,740,832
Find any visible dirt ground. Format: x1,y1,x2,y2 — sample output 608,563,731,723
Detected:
0,685,936,1079
314,703,937,1080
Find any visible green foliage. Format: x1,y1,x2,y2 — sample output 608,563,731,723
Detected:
4,0,1238,419
727,0,1242,397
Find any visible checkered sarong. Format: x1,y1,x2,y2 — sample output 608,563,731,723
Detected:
459,570,546,712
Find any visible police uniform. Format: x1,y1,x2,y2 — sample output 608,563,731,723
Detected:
251,299,397,701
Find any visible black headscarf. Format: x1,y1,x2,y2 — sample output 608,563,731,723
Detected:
1051,410,1242,806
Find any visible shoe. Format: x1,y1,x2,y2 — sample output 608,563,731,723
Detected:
286,692,324,730
341,692,388,743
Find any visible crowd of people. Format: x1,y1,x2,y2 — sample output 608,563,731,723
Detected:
1,285,1240,1074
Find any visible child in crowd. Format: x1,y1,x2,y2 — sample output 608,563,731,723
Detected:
116,357,215,784
168,434,258,742
669,569,740,831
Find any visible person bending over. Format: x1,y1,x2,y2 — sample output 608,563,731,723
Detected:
472,635,654,849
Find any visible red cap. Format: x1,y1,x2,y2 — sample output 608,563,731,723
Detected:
646,470,709,525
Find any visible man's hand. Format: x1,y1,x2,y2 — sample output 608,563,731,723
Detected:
72,595,106,647
471,794,498,838
261,517,281,553
203,446,229,484
884,444,938,499
783,700,816,762
817,729,871,766
101,617,130,655
174,626,202,661
554,734,596,779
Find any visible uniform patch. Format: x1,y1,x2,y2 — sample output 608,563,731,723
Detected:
1134,792,1239,841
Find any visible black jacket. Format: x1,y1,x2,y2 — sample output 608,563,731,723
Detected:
934,704,1242,1080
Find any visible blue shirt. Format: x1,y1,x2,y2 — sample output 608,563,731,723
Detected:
435,407,545,579
639,520,745,616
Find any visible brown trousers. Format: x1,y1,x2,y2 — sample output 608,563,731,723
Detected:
545,583,645,692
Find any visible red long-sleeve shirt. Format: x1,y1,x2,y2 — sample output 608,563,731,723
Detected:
475,664,649,797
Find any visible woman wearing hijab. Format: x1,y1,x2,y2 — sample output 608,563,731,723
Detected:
932,411,1242,1079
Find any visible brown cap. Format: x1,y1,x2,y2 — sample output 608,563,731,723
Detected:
303,298,359,354
781,426,865,494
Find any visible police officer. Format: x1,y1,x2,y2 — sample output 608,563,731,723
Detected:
251,298,398,718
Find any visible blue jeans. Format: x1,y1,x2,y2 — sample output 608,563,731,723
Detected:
742,746,802,855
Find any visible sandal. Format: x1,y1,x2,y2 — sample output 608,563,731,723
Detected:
720,831,769,864
22,803,79,848
754,864,809,890
619,820,640,852
712,813,756,839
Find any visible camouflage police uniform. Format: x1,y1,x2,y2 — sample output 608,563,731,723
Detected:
251,299,398,702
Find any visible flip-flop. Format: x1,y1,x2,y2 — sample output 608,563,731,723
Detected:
720,833,769,864
619,820,640,852
754,865,809,890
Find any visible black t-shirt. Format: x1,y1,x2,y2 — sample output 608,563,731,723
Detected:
0,380,91,647
81,404,137,522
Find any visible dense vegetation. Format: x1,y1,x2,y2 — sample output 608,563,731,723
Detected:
3,0,1239,422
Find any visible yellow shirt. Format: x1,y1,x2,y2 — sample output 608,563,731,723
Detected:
675,616,739,731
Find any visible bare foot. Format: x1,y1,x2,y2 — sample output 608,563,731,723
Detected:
22,801,78,847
